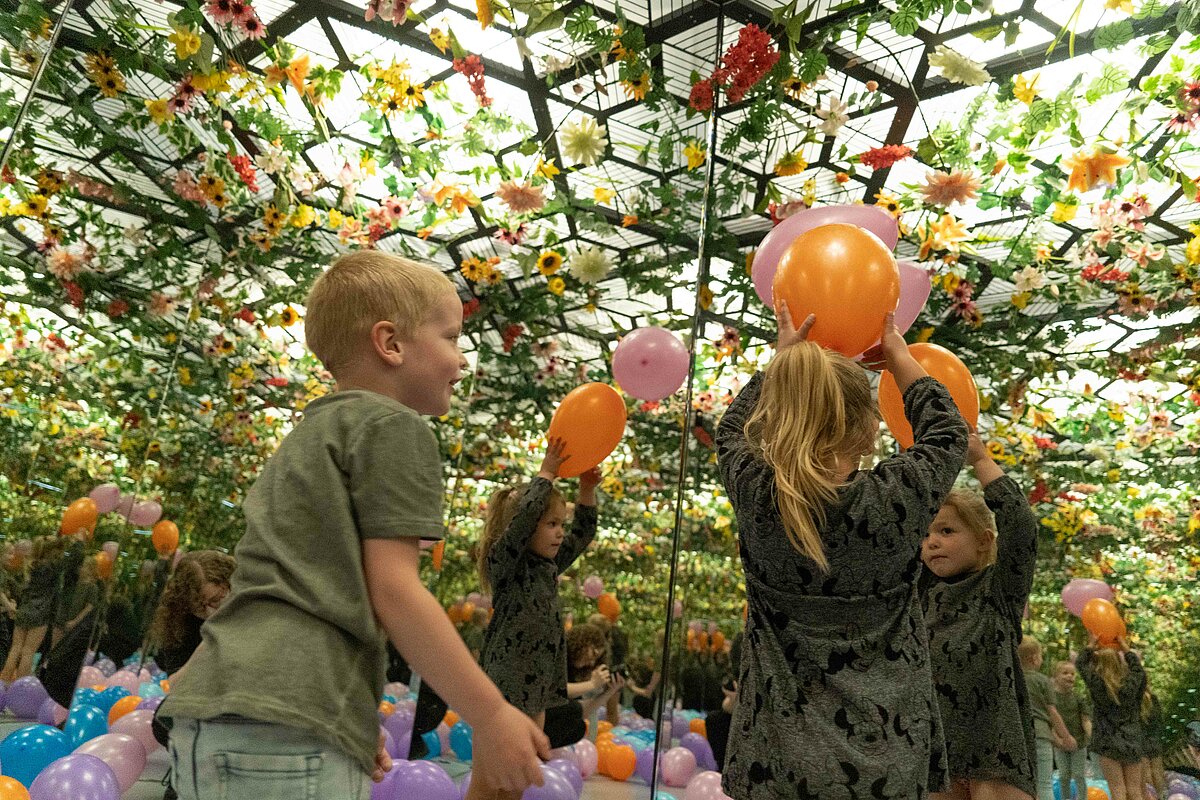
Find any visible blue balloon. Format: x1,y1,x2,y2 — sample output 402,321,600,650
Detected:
72,687,100,709
64,704,108,747
382,694,398,704
138,681,165,699
0,724,73,788
420,730,441,759
449,722,473,761
91,686,130,714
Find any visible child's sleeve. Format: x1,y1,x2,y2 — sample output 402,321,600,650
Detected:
715,374,768,506
556,501,598,573
1121,651,1147,704
348,411,446,541
868,377,969,512
487,477,553,585
986,476,1039,611
1075,648,1105,705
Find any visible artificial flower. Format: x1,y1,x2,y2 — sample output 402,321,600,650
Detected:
475,0,493,29
927,45,991,86
920,169,981,207
816,96,849,136
547,277,565,295
1063,147,1131,193
452,55,491,107
569,247,612,284
495,181,545,214
429,28,450,53
279,306,299,326
621,73,650,101
168,26,202,60
622,214,638,227
1013,73,1039,105
1012,266,1046,293
774,151,808,176
684,141,706,170
780,76,807,100
537,250,564,275
145,98,174,125
594,187,616,204
534,159,560,180
717,24,779,103
559,117,608,166
859,144,912,170
874,191,902,218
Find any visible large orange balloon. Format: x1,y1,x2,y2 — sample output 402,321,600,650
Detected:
95,552,113,580
431,540,445,571
1082,598,1126,646
546,383,626,478
710,631,726,653
151,520,179,556
878,343,979,449
597,592,620,622
1087,787,1110,800
60,497,98,538
773,223,900,357
689,718,708,737
608,745,637,781
108,695,141,725
0,776,30,800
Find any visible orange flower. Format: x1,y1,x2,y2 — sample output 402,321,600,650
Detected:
622,214,638,227
284,55,311,94
1063,148,1131,193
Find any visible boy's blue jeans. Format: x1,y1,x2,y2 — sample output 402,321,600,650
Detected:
168,716,370,800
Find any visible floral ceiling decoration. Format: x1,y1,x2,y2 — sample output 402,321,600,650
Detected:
1,0,1198,744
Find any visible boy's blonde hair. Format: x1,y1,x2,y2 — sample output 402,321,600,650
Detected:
1017,637,1042,666
941,489,998,569
305,251,456,373
744,342,878,571
476,483,566,594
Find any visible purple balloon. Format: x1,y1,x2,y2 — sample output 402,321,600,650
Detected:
546,758,583,796
29,753,121,800
5,675,50,718
581,575,604,600
680,732,715,770
75,733,148,794
37,698,68,726
391,760,458,800
661,746,698,787
1062,579,1115,617
114,494,135,519
612,326,690,402
371,760,405,800
136,696,164,712
635,745,656,784
381,726,399,759
89,484,120,514
384,708,414,745
522,765,576,800
459,771,473,800
128,500,162,527
752,204,900,305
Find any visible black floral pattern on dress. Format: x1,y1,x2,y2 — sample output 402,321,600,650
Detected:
920,476,1039,796
717,374,968,800
1076,648,1147,763
479,478,597,715
1140,693,1163,758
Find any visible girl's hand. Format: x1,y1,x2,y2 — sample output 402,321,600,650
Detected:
880,312,909,370
590,665,611,691
538,438,569,481
774,300,815,351
579,467,602,491
966,433,990,465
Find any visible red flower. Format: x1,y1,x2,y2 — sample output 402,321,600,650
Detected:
239,11,266,39
1,165,15,184
718,25,779,103
227,153,260,193
462,298,481,319
1033,436,1057,450
689,78,715,113
63,280,84,309
367,222,387,243
238,307,256,323
1081,263,1129,283
501,322,524,352
265,376,289,387
106,299,129,318
859,144,912,170
452,55,492,107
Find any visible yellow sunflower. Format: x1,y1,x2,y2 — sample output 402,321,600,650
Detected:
537,250,564,276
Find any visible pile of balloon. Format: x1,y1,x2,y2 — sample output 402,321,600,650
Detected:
1162,772,1200,800
0,656,169,799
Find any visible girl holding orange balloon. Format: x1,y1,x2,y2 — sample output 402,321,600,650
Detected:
1076,635,1148,800
1,534,76,682
716,305,970,800
472,439,601,800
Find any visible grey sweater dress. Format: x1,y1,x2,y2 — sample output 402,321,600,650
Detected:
716,374,969,800
479,477,598,715
919,476,1040,795
1077,648,1147,763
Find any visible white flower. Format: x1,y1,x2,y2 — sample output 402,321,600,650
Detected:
1013,266,1046,293
559,117,608,167
543,55,574,74
816,96,849,136
254,141,289,174
927,46,991,86
568,246,612,284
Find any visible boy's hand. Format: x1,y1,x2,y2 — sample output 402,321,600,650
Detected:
472,705,550,793
538,437,569,481
372,729,392,782
774,300,815,351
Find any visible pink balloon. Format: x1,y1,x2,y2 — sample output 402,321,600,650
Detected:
582,575,604,600
102,541,119,560
76,733,148,793
661,746,698,787
384,682,408,699
548,746,576,768
89,484,121,514
751,205,900,305
109,710,162,754
686,771,733,800
107,670,140,694
114,494,135,518
574,738,598,778
438,722,452,756
1061,579,1115,617
612,326,690,402
129,500,162,527
77,665,105,688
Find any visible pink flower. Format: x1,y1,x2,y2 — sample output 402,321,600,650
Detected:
494,223,528,245
172,170,205,203
1167,112,1198,134
47,246,87,280
1092,225,1114,249
205,0,236,23
238,10,266,39
1124,242,1165,267
383,196,407,220
148,291,177,317
495,181,545,214
365,0,410,24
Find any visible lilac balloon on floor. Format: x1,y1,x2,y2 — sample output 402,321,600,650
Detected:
371,760,404,800
660,746,698,787
75,733,147,794
384,709,415,744
29,753,120,800
635,745,656,784
679,732,717,772
574,738,598,778
685,770,732,800
612,327,690,402
522,765,575,800
5,677,49,719
381,726,398,760
36,698,67,727
136,696,164,712
545,758,583,796
547,746,575,767
458,771,472,800
390,760,458,800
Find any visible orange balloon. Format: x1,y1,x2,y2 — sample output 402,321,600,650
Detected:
108,695,141,725
0,776,30,800
597,741,613,776
1087,787,1110,800
160,679,170,693
546,383,626,478
1082,598,1126,646
597,720,613,735
60,497,98,538
444,710,459,728
447,604,463,624
878,343,979,449
95,552,113,580
596,732,615,746
689,718,707,737
151,520,179,556
431,540,445,571
710,631,726,652
597,592,620,622
379,701,395,717
607,745,637,781
773,223,900,357
461,601,476,620
92,684,107,691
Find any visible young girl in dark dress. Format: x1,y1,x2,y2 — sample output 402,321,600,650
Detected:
150,551,236,674
920,435,1049,800
473,439,600,800
1077,637,1147,800
716,308,969,800
1,534,74,682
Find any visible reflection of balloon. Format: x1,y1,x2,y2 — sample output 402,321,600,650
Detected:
0,776,29,800
753,205,900,305
1082,599,1126,646
75,733,147,794
101,541,119,560
0,725,73,788
1062,579,1115,617
582,575,604,599
28,753,120,800
95,552,113,580
449,722,473,761
106,696,140,726
390,760,458,800
88,484,120,514
686,770,733,800
60,498,98,537
607,745,637,781
65,705,108,747
114,494,135,519
597,592,620,622
547,383,626,478
661,746,698,787
522,765,575,800
773,224,900,358
612,326,690,401
545,759,583,796
36,699,67,727
878,343,979,448
575,739,598,778
151,521,179,556
4,677,49,719
1088,788,1110,800
128,501,162,528
109,710,161,755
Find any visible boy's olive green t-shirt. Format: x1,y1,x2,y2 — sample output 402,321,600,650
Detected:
159,390,446,773
1024,668,1055,740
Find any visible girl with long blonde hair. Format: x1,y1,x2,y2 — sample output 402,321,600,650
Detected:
471,439,601,800
717,307,969,800
1077,635,1147,800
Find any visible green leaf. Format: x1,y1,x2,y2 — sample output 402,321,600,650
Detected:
971,24,1004,41
1134,0,1169,17
1004,21,1020,46
1068,121,1085,147
1094,19,1135,51
955,0,971,14
797,48,827,82
890,8,920,35
785,14,805,42
524,9,564,36
1085,64,1130,102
